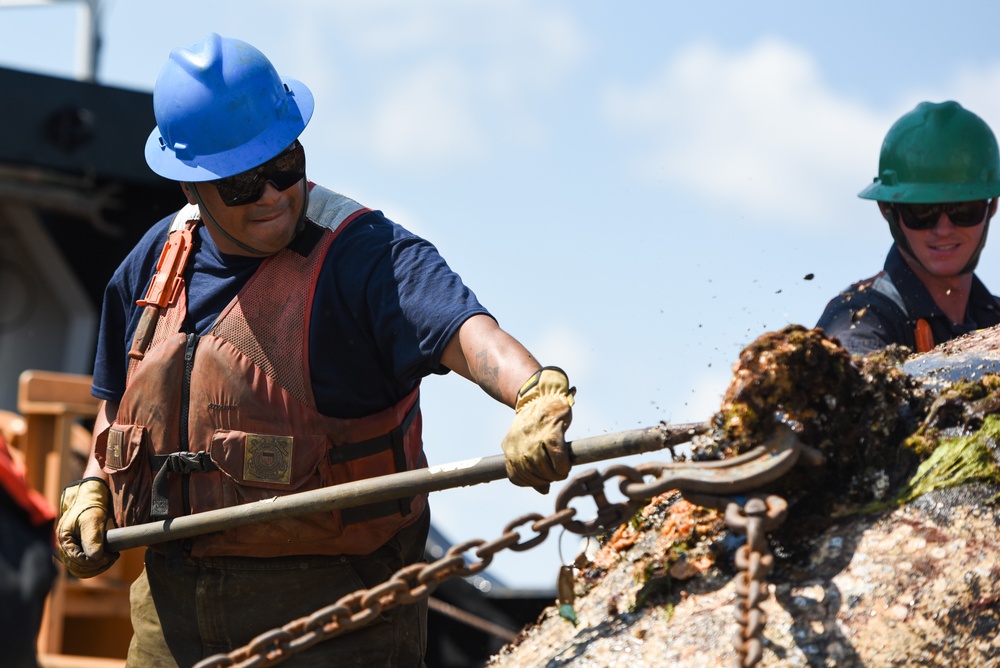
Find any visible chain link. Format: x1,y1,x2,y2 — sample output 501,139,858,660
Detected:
724,494,788,668
194,433,810,668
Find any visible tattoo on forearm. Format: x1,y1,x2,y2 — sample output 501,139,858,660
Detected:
475,351,503,402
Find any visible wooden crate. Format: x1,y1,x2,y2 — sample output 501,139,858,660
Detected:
17,370,142,664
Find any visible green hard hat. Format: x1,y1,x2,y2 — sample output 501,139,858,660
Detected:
859,101,1000,203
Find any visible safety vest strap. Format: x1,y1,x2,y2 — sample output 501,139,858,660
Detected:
330,396,420,525
868,272,935,353
149,451,218,521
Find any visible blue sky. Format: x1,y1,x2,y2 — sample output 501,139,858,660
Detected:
2,1,999,590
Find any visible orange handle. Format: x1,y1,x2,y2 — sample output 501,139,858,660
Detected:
130,224,195,361
914,318,934,353
137,227,193,309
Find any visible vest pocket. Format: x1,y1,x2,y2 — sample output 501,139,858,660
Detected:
99,423,152,527
205,430,342,545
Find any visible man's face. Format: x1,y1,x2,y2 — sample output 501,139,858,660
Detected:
184,143,307,256
883,200,996,277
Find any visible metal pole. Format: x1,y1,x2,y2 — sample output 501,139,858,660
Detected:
0,1,101,81
75,0,100,82
105,422,706,552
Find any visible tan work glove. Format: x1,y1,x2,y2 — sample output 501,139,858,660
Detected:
56,478,119,578
502,367,575,492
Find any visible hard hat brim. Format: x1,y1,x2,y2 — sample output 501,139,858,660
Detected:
144,76,314,182
858,179,1000,203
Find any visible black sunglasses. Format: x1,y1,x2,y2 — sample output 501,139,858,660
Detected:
212,141,306,207
893,200,990,231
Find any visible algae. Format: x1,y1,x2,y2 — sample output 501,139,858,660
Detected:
897,412,1000,504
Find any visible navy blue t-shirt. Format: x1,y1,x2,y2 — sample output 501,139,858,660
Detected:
92,204,491,418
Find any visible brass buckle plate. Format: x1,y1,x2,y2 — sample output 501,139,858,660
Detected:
107,428,125,469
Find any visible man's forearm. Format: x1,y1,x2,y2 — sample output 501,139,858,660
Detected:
82,399,117,480
441,314,541,406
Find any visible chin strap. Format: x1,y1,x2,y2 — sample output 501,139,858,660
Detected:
963,218,992,274
187,180,309,256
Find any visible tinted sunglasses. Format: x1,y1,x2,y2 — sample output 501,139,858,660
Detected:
893,199,990,231
212,141,306,206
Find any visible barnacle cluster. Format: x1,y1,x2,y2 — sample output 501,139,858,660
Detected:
697,324,1000,509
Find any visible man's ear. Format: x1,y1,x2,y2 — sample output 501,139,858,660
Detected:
987,198,999,222
180,182,197,205
877,201,895,224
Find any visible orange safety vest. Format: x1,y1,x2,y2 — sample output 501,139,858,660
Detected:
98,187,427,558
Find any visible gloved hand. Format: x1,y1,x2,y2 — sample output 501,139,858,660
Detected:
56,478,119,578
502,367,575,492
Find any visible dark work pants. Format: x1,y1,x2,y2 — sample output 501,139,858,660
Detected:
126,509,430,668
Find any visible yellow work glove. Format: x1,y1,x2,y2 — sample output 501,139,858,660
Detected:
56,478,119,579
502,367,575,492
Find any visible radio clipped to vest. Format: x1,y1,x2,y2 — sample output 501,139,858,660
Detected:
914,318,934,353
129,218,197,361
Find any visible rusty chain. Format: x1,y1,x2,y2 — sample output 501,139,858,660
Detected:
194,429,818,668
684,492,789,667
728,495,788,668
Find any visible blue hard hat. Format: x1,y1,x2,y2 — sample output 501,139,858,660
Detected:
144,33,314,182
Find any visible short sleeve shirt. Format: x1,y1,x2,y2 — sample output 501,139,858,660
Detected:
92,202,491,418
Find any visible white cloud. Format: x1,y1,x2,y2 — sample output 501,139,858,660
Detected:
300,0,586,170
604,39,889,226
938,63,1000,135
369,60,486,167
682,369,730,422
531,324,594,380
333,0,585,78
